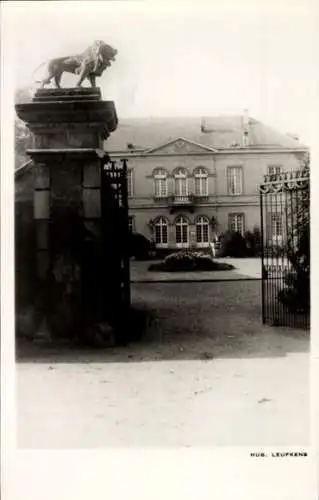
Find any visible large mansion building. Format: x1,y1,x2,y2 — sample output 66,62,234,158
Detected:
106,114,308,250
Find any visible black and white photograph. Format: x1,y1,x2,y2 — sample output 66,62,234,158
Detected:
1,0,317,497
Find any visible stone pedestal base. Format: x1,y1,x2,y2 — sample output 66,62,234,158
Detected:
15,88,118,340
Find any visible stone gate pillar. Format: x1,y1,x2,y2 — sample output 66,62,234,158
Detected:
15,88,118,339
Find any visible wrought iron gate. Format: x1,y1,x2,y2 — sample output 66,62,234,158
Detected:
100,157,131,332
260,165,310,329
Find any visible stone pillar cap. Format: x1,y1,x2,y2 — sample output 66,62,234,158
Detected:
32,88,102,102
15,88,118,134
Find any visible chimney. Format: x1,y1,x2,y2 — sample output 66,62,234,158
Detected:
287,133,299,142
242,109,249,147
201,117,213,134
201,117,206,133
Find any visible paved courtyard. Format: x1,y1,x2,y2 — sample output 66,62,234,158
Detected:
17,280,309,448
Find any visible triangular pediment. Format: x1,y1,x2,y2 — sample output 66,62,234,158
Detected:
146,137,217,154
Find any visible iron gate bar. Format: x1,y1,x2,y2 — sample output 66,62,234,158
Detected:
260,189,266,323
259,167,310,329
100,156,131,334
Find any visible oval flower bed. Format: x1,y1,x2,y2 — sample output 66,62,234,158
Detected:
148,251,235,272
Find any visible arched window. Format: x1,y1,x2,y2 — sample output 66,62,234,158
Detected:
154,217,168,246
174,168,188,198
194,168,208,196
196,216,209,246
153,168,168,198
175,215,189,247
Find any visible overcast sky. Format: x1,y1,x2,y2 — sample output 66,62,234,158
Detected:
4,0,319,145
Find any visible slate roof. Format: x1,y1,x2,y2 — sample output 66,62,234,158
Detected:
105,115,307,152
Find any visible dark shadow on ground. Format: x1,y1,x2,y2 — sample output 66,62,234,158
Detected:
16,281,310,364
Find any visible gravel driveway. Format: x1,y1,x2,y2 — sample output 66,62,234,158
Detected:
17,281,310,448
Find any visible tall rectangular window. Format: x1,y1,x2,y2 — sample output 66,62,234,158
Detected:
127,169,133,197
271,213,282,238
196,217,209,244
174,169,188,197
155,217,168,245
128,216,134,233
176,225,188,244
154,169,168,198
227,166,243,195
175,216,189,245
268,165,282,175
229,213,245,235
194,168,208,196
155,178,168,197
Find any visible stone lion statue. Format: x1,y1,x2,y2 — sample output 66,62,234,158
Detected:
34,41,117,88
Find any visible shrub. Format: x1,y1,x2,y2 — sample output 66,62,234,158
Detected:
219,231,248,257
148,250,235,272
278,230,310,312
278,224,310,313
129,233,151,260
163,251,196,271
244,227,262,257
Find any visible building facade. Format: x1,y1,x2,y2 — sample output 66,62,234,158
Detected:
105,115,308,251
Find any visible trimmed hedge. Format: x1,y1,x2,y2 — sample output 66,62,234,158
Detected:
218,231,248,258
129,233,152,260
213,228,262,258
148,251,235,272
244,228,262,257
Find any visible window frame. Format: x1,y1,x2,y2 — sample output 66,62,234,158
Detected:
127,169,134,197
175,215,189,247
267,165,282,176
227,166,243,196
154,216,169,247
174,168,189,198
194,167,208,197
271,213,283,241
128,216,134,233
228,212,245,235
153,168,168,198
195,216,210,247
